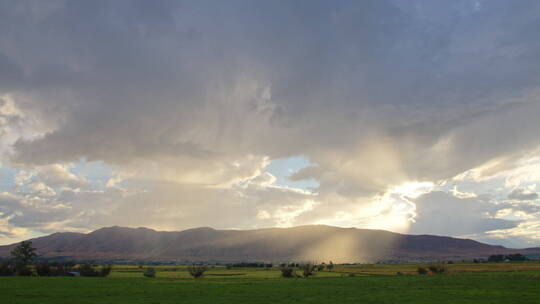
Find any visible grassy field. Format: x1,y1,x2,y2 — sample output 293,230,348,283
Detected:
1,263,540,304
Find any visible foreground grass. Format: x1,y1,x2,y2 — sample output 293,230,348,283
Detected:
1,270,539,304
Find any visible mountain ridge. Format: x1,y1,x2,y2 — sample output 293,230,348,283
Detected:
1,225,538,262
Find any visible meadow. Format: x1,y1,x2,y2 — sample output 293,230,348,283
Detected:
1,263,540,304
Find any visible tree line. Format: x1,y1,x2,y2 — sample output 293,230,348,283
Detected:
0,241,111,277
487,253,528,262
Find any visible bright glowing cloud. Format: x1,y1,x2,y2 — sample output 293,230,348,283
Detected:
0,0,539,247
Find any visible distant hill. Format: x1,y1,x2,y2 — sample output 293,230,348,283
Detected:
1,225,538,262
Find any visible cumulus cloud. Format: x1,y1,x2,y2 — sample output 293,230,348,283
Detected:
409,191,519,236
508,187,539,201
0,0,540,246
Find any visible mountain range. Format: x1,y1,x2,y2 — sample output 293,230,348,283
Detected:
1,225,539,262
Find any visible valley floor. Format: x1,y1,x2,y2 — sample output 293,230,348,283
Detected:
1,263,540,304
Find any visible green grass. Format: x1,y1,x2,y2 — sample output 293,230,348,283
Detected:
1,264,540,304
109,266,342,279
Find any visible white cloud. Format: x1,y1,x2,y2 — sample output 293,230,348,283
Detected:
409,191,520,237
0,1,540,247
508,187,539,201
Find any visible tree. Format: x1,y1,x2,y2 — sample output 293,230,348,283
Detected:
36,262,52,276
488,253,528,262
11,241,37,265
279,265,296,278
0,263,15,276
300,263,316,278
188,264,208,278
10,241,37,275
79,264,99,277
77,264,112,277
427,262,448,274
507,253,528,261
100,265,112,277
488,254,505,262
143,267,156,278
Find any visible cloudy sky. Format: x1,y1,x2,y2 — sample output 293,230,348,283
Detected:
1,0,540,248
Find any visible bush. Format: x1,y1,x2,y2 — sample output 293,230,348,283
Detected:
79,264,99,276
300,263,316,278
417,267,428,275
143,268,156,278
100,265,112,277
54,263,72,276
279,265,296,278
36,262,52,276
507,254,528,261
78,264,111,277
427,262,448,274
188,264,207,278
488,254,505,262
486,254,527,263
0,263,15,276
16,265,34,276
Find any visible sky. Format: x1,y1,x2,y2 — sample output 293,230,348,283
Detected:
0,0,540,248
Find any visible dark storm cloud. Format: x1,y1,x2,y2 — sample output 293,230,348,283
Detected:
1,1,540,244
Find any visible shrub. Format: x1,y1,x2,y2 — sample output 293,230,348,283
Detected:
76,264,112,277
279,265,296,278
427,262,448,274
143,267,156,278
78,264,111,277
300,263,316,278
0,263,15,276
188,264,208,278
100,265,112,277
79,264,98,276
506,254,528,261
36,262,52,276
16,265,34,276
488,254,505,262
54,263,72,276
417,267,428,275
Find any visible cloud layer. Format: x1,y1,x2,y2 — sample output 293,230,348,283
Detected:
0,0,540,247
